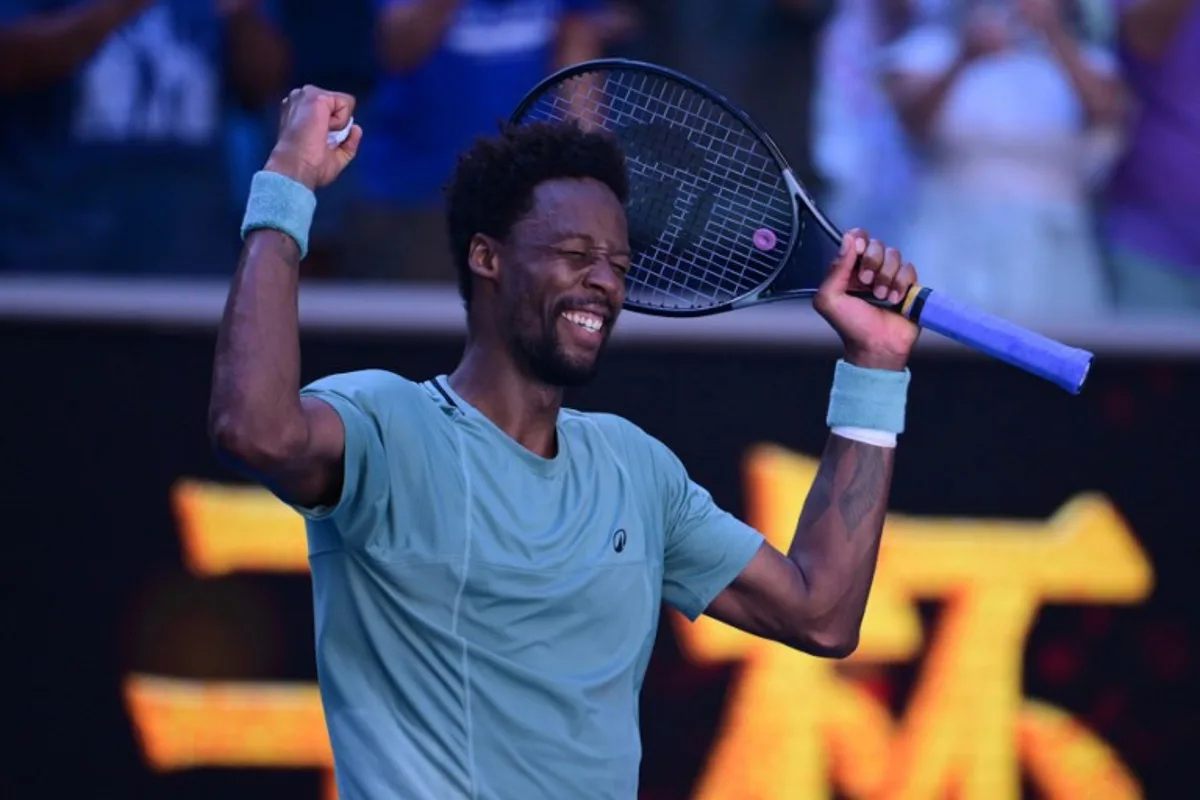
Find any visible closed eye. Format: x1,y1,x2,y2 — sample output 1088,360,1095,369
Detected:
554,247,630,275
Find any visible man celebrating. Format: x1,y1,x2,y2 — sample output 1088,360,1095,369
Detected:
209,85,920,799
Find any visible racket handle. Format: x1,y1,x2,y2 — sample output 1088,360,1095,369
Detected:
899,286,1094,394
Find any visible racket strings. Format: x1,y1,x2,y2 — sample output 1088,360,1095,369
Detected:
519,69,796,312
597,72,789,305
531,75,748,307
633,75,787,300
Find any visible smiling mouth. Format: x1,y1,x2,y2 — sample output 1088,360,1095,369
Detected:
561,309,606,334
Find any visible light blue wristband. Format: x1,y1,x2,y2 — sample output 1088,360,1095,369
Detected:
240,170,317,259
826,359,911,435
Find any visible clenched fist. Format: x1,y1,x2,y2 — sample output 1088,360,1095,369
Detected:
813,229,921,372
265,85,363,191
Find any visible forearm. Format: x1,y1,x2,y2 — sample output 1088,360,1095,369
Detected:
0,0,144,93
225,8,291,108
1121,0,1197,59
785,433,893,647
209,230,309,464
376,0,461,73
1046,30,1124,125
706,238,914,658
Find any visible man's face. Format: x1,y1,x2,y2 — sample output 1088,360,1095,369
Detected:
496,177,630,388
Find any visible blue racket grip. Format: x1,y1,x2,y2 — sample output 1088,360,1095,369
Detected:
900,286,1094,393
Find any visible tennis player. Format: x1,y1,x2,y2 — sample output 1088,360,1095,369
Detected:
209,86,920,799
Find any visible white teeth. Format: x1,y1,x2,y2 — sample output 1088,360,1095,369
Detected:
563,311,603,333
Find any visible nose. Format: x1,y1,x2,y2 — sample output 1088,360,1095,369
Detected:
583,253,626,301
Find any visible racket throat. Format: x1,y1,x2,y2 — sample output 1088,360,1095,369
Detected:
782,169,842,245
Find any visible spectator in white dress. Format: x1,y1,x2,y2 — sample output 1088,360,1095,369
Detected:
879,0,1125,320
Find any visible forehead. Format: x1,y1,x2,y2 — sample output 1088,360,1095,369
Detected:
515,178,627,244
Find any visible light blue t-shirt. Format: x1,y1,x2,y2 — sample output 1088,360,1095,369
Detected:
292,370,764,799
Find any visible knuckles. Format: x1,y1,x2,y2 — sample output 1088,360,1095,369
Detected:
282,84,353,109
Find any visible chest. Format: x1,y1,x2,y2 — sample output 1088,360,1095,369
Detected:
943,53,1084,140
364,422,664,668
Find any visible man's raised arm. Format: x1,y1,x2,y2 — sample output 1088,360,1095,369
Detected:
705,231,919,657
208,86,364,510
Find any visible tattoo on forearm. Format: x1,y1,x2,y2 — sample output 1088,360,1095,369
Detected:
803,453,837,524
838,443,887,537
800,435,890,540
780,434,894,647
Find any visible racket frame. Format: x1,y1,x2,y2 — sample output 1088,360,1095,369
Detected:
510,59,1096,394
510,58,862,318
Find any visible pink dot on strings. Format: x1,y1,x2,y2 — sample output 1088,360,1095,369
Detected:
752,228,777,251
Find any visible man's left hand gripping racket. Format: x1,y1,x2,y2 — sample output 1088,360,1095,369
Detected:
509,59,1093,394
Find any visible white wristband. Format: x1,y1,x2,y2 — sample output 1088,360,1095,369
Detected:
831,426,897,448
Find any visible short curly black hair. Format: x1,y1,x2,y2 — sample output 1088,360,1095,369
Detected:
444,120,629,309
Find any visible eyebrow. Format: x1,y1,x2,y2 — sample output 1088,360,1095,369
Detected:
551,231,631,254
551,230,593,243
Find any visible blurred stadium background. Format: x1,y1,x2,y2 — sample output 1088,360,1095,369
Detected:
1,0,1197,797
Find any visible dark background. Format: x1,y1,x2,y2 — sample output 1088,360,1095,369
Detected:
3,319,1197,798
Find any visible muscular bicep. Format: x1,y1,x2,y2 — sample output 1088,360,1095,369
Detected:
256,396,347,511
705,542,812,644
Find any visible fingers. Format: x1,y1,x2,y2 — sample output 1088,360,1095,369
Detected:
857,238,886,285
326,91,357,131
334,124,364,166
868,246,904,303
891,261,918,305
279,85,356,128
278,87,300,134
827,229,919,306
826,228,868,286
270,85,362,189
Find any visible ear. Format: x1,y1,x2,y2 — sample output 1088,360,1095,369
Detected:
468,233,502,284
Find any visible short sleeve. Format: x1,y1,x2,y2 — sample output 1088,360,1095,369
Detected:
290,370,400,537
644,436,765,621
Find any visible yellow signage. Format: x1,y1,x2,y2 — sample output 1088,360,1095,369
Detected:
675,444,1151,800
125,444,1153,799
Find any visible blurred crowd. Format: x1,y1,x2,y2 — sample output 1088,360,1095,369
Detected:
0,0,1196,318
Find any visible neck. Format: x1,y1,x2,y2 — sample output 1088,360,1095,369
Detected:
448,338,564,459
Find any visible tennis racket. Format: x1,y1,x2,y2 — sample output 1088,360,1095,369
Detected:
509,58,1093,394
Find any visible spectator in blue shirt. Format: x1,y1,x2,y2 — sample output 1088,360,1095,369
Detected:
341,0,605,283
0,0,289,276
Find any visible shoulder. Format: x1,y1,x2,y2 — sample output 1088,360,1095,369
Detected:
564,408,646,443
301,370,441,422
303,368,415,398
563,410,684,472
